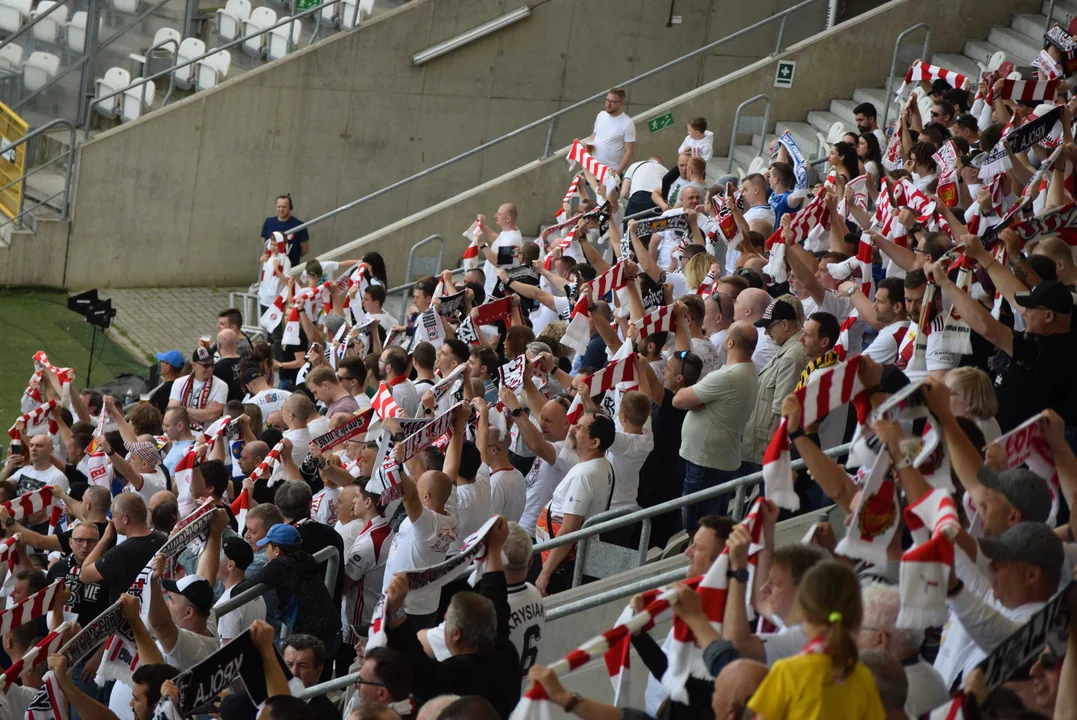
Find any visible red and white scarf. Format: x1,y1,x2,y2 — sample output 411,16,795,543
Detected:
591,261,627,300
260,285,291,332
8,399,58,439
894,60,971,99
835,451,899,567
561,294,592,357
461,221,483,270
3,487,58,525
898,487,960,628
990,79,1060,104
565,354,637,424
372,382,403,421
990,414,1060,526
635,306,675,337
566,139,610,185
938,255,975,356
763,357,865,510
0,579,64,635
934,142,959,208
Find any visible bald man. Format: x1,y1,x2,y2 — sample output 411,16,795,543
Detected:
1032,236,1077,288
214,328,243,402
79,492,167,601
335,485,364,552
415,695,460,720
282,394,315,468
735,288,779,371
712,659,768,720
478,202,523,295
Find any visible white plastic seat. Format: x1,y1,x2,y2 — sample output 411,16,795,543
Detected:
30,1,68,44
266,16,300,61
109,0,138,15
747,156,767,176
358,0,372,21
151,26,181,52
64,11,87,54
241,6,275,56
194,48,229,91
92,65,129,118
21,50,58,92
120,78,153,122
0,42,22,71
319,0,337,27
0,0,31,34
825,120,846,145
172,36,204,89
338,0,357,28
216,0,249,41
130,25,179,74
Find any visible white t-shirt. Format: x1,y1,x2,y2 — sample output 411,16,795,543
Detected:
450,475,491,554
390,378,421,419
742,204,776,231
11,465,69,494
168,375,228,409
336,518,363,561
383,505,459,615
862,320,911,366
344,515,393,635
424,581,545,674
905,657,951,718
490,467,526,523
520,440,576,535
752,333,780,373
897,315,956,383
216,585,266,642
312,486,340,526
548,457,614,520
678,131,714,161
591,111,636,169
259,255,291,306
691,337,723,378
607,429,654,510
623,160,667,195
127,468,166,506
483,229,524,295
242,388,292,417
164,621,220,671
282,427,311,468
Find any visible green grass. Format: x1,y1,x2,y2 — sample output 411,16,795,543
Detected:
0,289,148,429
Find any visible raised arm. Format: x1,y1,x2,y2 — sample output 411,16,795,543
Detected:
146,555,179,654
780,396,858,511
785,237,827,304
721,525,765,662
500,385,557,465
926,260,1013,356
628,220,663,284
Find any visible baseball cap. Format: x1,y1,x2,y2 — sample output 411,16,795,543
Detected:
754,299,799,328
192,346,214,366
1014,281,1074,315
256,523,301,548
240,366,264,386
222,535,254,569
155,350,184,368
161,574,215,614
976,465,1053,523
324,314,346,337
124,440,161,467
978,522,1064,578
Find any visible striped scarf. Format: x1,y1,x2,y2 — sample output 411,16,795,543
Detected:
796,350,838,391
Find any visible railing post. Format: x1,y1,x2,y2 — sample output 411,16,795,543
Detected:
636,518,651,568
60,124,75,217
76,0,103,127
772,14,787,56
542,116,557,159
731,484,747,521
572,537,588,588
183,0,197,41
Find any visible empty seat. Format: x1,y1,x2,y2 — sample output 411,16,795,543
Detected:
0,42,22,71
172,36,204,89
216,0,250,42
121,78,154,122
241,6,275,57
319,0,337,27
109,0,138,15
0,0,32,34
21,50,58,92
338,0,357,29
93,65,130,118
64,11,87,54
30,1,68,44
194,48,229,91
266,16,300,61
130,25,180,74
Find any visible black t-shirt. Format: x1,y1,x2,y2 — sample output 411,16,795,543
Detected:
47,555,108,626
95,531,168,603
214,358,244,402
295,519,344,603
990,330,1077,432
149,381,174,414
305,694,342,720
277,328,309,388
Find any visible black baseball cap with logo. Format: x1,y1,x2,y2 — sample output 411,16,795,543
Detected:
192,346,215,366
754,299,799,328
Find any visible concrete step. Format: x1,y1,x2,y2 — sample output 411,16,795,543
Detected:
962,37,1015,69
987,25,1041,64
930,51,981,82
830,98,861,126
732,143,767,168
1011,12,1051,39
773,121,823,156
852,86,898,118
806,109,851,135
706,157,741,183
1040,0,1077,25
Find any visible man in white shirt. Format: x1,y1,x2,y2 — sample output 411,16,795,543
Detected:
281,393,315,469
379,347,420,419
673,295,723,378
478,203,524,295
362,284,399,332
214,535,266,644
535,412,616,596
589,87,636,174
605,390,653,511
845,276,911,365
474,397,526,523
621,156,667,219
1,433,68,493
343,485,393,641
738,174,777,235
381,431,460,627
240,367,292,417
168,347,228,427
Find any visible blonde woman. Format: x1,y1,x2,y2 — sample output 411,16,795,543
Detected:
944,367,1001,442
682,252,717,293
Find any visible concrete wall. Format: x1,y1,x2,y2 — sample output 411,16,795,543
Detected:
61,0,835,289
316,0,1038,286
0,219,69,287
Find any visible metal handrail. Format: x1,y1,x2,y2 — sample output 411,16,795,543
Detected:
881,24,931,129
1044,0,1058,34
83,0,345,139
0,0,70,55
726,93,771,175
131,36,181,106
0,118,77,230
13,0,178,113
215,545,339,617
278,0,830,243
533,442,851,555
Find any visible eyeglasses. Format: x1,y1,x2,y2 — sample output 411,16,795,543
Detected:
930,111,941,117
70,538,97,545
337,374,353,382
605,98,623,104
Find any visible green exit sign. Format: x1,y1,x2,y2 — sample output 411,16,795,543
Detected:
296,0,319,9
648,112,674,133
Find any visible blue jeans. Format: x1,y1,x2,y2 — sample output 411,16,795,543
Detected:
683,460,737,535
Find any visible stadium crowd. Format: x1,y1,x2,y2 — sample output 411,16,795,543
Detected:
4,20,1077,720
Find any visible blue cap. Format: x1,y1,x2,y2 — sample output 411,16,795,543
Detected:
156,350,184,368
256,523,301,548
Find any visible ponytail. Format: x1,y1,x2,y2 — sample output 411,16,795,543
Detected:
825,611,859,680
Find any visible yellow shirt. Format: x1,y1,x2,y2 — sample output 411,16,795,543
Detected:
747,654,887,720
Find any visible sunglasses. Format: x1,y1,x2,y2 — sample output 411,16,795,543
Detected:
930,111,941,117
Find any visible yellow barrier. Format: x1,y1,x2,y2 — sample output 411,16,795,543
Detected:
0,101,27,220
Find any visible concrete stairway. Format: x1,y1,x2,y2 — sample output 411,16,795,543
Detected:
711,0,1066,178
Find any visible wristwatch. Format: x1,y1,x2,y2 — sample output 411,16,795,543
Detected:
727,567,750,583
563,693,582,713
788,427,805,442
511,407,529,418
